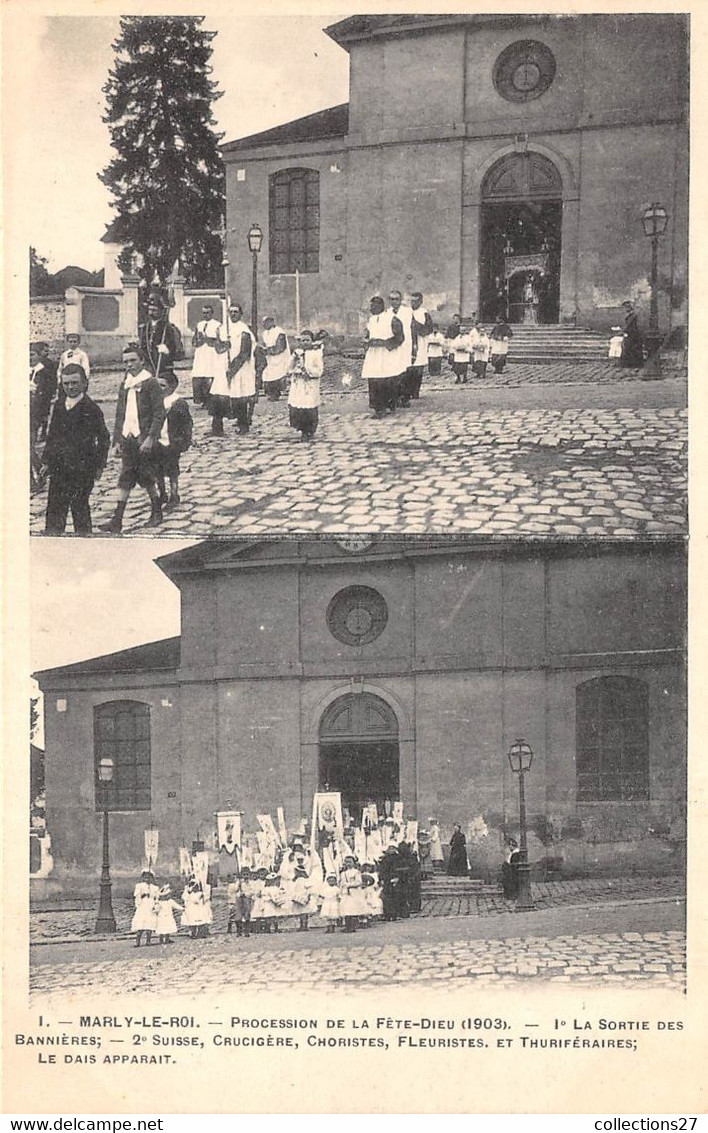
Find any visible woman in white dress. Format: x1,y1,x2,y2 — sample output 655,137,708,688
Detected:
428,819,445,871
131,870,159,947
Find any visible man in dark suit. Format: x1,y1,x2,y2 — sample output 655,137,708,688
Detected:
42,365,110,535
100,342,166,533
138,292,184,379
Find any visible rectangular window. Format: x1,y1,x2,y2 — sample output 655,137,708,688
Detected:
94,701,151,811
576,677,649,802
269,168,320,274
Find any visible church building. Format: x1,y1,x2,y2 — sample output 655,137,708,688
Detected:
34,538,686,893
222,13,688,338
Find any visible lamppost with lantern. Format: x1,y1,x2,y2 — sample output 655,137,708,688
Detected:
247,223,263,333
95,756,117,934
641,202,668,379
507,739,535,910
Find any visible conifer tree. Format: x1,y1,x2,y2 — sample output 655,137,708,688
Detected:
99,16,225,288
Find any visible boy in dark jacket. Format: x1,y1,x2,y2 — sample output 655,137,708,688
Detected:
156,371,193,511
42,364,110,535
100,342,166,533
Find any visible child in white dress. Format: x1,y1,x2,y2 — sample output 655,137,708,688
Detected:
339,856,365,933
319,874,340,933
131,870,159,947
155,884,183,945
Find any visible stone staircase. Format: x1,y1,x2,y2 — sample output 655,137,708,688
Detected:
471,323,609,364
422,873,499,898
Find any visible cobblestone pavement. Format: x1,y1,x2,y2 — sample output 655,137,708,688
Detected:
30,369,687,537
30,899,685,997
30,875,684,945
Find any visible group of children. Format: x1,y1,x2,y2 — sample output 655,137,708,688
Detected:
441,314,514,383
128,838,390,946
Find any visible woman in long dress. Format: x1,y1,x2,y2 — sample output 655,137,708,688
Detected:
621,301,644,368
447,823,469,876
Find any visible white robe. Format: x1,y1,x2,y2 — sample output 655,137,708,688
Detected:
261,326,291,383
412,307,431,367
191,318,223,379
156,898,182,935
210,319,256,399
131,882,159,932
362,312,404,380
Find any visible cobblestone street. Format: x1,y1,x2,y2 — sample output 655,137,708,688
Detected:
30,895,685,999
30,364,687,537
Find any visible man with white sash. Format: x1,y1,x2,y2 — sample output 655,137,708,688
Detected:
191,303,224,408
260,315,291,401
405,291,434,401
361,295,405,418
208,303,256,437
387,290,417,407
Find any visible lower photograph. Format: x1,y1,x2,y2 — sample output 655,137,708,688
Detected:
29,534,686,999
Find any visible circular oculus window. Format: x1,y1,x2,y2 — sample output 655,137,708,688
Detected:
327,586,388,646
493,40,556,103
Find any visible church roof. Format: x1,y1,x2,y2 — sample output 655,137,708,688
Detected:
323,13,549,48
222,103,349,153
33,637,181,681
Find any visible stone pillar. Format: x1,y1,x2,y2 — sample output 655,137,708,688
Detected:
119,274,141,336
64,287,82,335
559,195,581,325
169,275,188,337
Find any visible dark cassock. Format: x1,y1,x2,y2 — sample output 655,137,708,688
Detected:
621,303,644,368
447,824,469,876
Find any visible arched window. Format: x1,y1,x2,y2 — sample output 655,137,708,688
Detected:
94,700,151,811
576,677,649,802
269,168,320,274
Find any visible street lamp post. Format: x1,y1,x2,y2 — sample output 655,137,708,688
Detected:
641,202,669,379
507,740,535,910
247,223,264,333
94,756,117,934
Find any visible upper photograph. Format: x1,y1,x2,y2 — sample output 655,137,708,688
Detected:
28,12,688,538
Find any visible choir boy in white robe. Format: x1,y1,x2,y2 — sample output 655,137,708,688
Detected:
131,870,159,947
155,885,183,944
287,330,323,441
361,296,405,418
472,323,491,379
428,819,445,870
427,327,446,376
261,316,291,400
191,304,224,407
489,315,514,373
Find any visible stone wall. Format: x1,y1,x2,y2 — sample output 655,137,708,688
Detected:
29,296,65,352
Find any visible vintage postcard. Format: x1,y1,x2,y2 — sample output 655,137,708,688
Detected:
2,0,705,1116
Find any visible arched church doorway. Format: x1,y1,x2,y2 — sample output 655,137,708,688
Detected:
480,152,563,324
319,692,400,824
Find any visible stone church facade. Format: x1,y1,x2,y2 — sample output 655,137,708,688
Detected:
222,14,688,337
35,538,686,894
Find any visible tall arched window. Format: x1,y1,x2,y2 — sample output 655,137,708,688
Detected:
576,677,649,802
269,168,320,274
94,700,151,811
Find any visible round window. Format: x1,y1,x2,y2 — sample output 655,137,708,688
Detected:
493,40,556,103
327,586,388,646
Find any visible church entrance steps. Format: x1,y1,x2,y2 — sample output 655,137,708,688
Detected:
461,323,610,364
